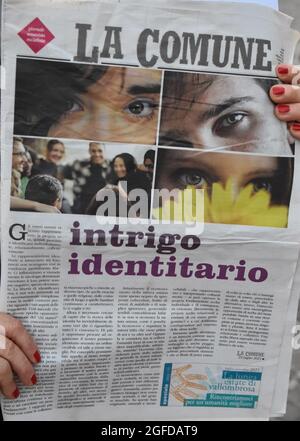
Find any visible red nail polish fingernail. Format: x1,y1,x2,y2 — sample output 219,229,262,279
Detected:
277,104,290,113
31,374,37,385
13,388,20,399
292,123,300,131
272,86,285,96
33,351,41,363
278,66,289,75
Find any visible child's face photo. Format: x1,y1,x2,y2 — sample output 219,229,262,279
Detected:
14,59,162,145
159,72,292,155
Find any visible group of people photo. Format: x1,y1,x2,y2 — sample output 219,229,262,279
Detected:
11,137,155,218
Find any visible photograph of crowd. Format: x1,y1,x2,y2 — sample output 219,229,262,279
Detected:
14,58,162,145
158,71,295,155
11,137,155,218
153,148,293,228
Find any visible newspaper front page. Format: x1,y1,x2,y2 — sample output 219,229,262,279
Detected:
1,0,300,420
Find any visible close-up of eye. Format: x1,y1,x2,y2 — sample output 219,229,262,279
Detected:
214,111,249,134
221,112,245,127
64,100,84,115
174,168,211,189
250,178,273,194
125,99,158,118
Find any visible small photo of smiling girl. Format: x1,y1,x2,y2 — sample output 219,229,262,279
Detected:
153,148,293,228
158,71,295,156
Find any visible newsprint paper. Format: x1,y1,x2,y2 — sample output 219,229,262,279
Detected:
1,0,300,420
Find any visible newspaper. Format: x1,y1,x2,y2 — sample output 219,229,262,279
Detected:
1,0,300,421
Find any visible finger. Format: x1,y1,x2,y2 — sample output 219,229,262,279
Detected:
0,337,37,386
274,103,300,122
270,84,300,104
0,313,41,364
0,358,19,400
289,123,300,141
276,64,300,85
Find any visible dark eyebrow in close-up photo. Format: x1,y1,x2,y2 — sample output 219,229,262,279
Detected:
201,96,254,121
127,83,161,95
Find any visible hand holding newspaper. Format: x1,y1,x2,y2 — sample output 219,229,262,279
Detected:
1,0,300,420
